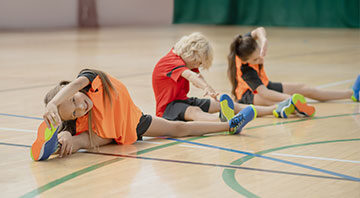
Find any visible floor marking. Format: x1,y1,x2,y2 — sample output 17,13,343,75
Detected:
81,151,352,181
270,153,360,164
166,137,360,182
316,79,354,89
0,127,36,133
222,138,360,197
0,113,43,120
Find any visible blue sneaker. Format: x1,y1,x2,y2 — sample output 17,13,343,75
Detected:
30,121,59,161
229,105,257,134
219,94,235,122
352,75,360,102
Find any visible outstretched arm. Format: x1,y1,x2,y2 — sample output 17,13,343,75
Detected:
44,76,90,128
181,70,219,100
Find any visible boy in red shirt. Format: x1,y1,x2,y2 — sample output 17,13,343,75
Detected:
152,32,300,122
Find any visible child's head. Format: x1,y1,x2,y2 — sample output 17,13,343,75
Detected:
227,34,263,98
44,81,93,121
229,34,262,65
173,32,213,70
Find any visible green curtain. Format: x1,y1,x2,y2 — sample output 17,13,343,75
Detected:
173,0,360,28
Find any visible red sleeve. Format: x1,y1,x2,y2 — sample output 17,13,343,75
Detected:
166,65,188,82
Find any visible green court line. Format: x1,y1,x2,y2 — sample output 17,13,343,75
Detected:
20,158,123,198
20,136,205,198
20,112,360,197
222,138,360,198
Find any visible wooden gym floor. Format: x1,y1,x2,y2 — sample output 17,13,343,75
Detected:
0,25,359,198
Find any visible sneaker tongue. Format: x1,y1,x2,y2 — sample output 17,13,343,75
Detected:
278,98,291,108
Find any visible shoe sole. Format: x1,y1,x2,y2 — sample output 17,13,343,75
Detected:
31,122,58,161
292,94,315,117
220,94,235,121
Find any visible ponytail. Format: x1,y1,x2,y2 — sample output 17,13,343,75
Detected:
227,34,258,98
79,69,116,150
227,35,242,97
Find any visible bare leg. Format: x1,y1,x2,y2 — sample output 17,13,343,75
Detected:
184,106,220,121
143,116,229,137
282,82,353,101
233,102,274,117
253,85,291,106
184,98,222,121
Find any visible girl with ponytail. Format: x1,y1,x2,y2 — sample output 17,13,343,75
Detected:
228,27,360,118
33,68,254,160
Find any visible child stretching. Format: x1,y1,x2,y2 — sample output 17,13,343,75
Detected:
227,27,360,118
31,69,255,161
152,32,312,121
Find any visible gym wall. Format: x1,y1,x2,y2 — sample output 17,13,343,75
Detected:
0,0,173,29
173,0,360,28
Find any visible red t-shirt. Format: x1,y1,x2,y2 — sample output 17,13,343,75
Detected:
152,50,199,117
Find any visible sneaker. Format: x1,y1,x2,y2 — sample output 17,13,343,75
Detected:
351,75,360,102
30,121,59,161
291,94,316,117
273,98,295,118
229,105,257,134
220,94,235,122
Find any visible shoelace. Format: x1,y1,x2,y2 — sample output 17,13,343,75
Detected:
230,113,245,128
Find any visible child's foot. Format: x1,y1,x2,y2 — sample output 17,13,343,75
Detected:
291,94,316,117
30,121,59,161
273,98,295,118
219,94,235,122
351,75,360,102
229,105,257,134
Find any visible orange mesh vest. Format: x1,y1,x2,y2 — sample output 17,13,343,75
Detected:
75,75,142,145
235,56,269,100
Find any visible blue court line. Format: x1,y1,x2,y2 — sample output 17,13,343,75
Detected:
0,141,352,182
0,142,31,148
82,151,352,182
0,113,42,120
2,112,360,182
3,140,358,183
166,137,360,182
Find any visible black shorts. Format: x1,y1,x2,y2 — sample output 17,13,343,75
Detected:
136,114,152,140
162,97,211,121
237,81,283,104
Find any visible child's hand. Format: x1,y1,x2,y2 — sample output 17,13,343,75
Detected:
203,87,219,101
43,102,62,128
58,131,74,157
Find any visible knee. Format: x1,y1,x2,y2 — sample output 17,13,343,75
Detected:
296,83,313,95
186,106,203,114
184,106,204,120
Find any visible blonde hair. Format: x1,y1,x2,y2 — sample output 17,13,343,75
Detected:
173,32,213,70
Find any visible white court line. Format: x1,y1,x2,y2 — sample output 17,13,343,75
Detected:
142,140,213,149
2,127,359,164
316,79,353,89
0,127,36,133
270,153,360,164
